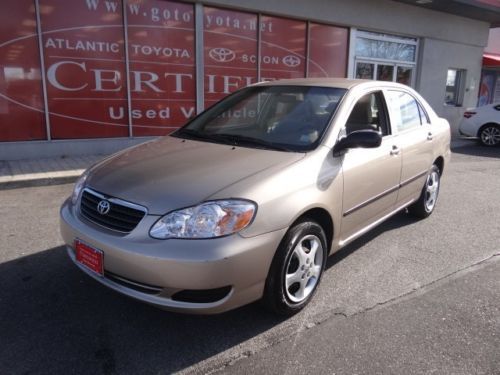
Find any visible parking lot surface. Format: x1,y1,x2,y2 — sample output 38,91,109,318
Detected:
0,142,499,374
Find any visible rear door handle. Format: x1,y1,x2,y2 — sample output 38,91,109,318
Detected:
427,132,433,141
390,145,400,156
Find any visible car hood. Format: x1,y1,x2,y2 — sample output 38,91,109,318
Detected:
87,136,305,215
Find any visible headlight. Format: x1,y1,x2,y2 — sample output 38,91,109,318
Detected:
150,200,256,239
71,170,89,205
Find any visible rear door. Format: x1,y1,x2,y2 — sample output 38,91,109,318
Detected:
339,91,402,242
384,90,434,206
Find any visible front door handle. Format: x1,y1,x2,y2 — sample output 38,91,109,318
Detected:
427,132,433,141
390,145,400,156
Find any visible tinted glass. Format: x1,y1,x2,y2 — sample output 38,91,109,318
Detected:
376,65,394,81
356,62,374,79
175,86,346,151
396,66,413,86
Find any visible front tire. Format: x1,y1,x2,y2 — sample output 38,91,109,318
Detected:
408,165,440,219
263,220,327,316
478,124,500,147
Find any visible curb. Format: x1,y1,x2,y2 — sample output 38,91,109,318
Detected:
0,170,82,190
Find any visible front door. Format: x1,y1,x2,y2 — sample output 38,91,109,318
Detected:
339,91,402,243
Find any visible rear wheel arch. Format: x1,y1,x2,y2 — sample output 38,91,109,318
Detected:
477,123,500,146
433,156,444,175
477,122,500,137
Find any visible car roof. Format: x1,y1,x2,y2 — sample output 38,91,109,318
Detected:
253,78,410,91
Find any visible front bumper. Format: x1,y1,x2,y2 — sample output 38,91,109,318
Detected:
60,199,287,314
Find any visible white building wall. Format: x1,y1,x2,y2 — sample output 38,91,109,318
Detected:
485,28,500,54
417,38,485,135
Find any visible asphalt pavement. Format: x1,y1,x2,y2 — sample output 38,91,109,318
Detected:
0,141,499,374
220,256,500,375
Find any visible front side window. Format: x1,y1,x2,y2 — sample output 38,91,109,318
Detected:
174,86,347,152
386,91,422,132
345,91,389,136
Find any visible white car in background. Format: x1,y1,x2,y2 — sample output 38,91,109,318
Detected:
459,103,500,146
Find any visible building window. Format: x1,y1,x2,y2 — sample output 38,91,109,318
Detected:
352,30,418,87
445,69,465,106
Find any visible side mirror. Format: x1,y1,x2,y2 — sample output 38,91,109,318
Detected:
333,130,382,154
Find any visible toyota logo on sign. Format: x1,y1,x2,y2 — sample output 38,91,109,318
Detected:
97,200,111,215
282,55,301,68
209,48,236,63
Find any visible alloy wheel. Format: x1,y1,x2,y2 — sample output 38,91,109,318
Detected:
480,126,500,146
424,170,439,212
284,234,324,303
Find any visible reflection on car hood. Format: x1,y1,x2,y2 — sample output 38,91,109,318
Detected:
87,136,305,215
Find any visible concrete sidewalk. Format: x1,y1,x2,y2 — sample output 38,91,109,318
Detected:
0,138,475,190
0,154,107,189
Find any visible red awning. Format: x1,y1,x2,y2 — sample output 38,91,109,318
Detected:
483,53,500,67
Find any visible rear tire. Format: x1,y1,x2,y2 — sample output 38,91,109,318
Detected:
478,124,500,147
263,220,327,316
408,165,440,219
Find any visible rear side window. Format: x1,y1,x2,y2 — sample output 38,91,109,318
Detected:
417,102,430,124
386,90,422,132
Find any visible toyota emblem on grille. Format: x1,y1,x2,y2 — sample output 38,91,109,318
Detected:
282,55,301,67
97,200,111,215
209,47,236,63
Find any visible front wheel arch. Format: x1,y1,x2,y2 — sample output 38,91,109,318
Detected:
291,207,334,254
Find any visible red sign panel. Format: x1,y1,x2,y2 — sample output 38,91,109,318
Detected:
308,23,348,78
203,7,258,108
0,1,46,142
0,3,349,143
39,0,129,139
127,0,195,136
260,16,306,81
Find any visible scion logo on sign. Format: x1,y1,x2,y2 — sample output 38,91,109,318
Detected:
282,55,301,68
209,47,236,63
97,200,111,215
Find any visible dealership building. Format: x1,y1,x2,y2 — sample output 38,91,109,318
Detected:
1,0,499,159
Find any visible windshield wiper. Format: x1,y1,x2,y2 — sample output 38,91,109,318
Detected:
172,128,214,141
173,129,293,152
207,134,294,152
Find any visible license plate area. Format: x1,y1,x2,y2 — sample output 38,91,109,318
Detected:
75,240,104,276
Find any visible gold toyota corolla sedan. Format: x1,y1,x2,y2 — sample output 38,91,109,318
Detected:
60,78,451,315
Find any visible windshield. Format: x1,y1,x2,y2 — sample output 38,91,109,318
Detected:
173,85,347,152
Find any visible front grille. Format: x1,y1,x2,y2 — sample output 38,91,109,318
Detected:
80,188,146,233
